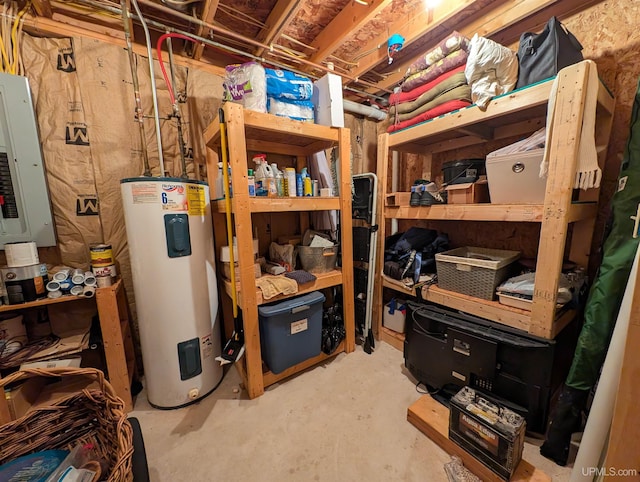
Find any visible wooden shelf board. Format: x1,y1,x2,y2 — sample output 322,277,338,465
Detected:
422,285,532,333
204,109,339,154
214,197,341,213
380,326,405,351
0,280,122,314
224,269,343,306
389,80,553,150
0,294,85,313
263,341,345,388
384,202,597,223
407,395,551,482
381,276,416,296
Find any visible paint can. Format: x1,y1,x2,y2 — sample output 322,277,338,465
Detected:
71,268,85,285
96,274,112,288
92,264,117,279
90,243,114,268
53,268,71,282
70,285,84,296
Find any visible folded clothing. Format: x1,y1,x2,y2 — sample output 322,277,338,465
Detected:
402,49,468,92
407,31,470,76
390,71,468,116
267,97,314,122
390,64,465,105
387,99,472,133
256,275,298,300
393,84,471,123
265,68,313,101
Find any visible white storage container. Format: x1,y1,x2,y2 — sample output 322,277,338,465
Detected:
485,148,547,204
383,299,406,333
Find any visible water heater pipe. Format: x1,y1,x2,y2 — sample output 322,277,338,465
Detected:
343,99,387,121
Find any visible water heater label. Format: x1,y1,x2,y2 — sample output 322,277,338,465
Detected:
161,184,188,211
132,183,158,203
187,184,206,216
201,333,213,359
291,319,308,335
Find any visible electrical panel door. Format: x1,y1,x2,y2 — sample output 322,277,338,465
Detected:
0,73,55,248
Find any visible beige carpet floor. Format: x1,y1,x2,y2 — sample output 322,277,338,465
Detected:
131,341,571,481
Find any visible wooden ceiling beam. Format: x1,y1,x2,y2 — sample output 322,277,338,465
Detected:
343,0,481,84
193,0,220,60
254,0,304,57
308,0,392,65
32,0,53,18
23,14,226,76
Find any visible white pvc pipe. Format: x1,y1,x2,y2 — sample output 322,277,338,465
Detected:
343,99,387,121
570,243,640,481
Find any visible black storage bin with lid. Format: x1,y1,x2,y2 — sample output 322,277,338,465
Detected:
258,291,325,374
442,159,486,185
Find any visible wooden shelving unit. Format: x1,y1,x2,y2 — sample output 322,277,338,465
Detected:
204,103,355,399
0,280,137,421
375,62,615,341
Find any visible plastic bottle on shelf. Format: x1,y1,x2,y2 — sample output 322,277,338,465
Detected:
215,162,224,199
253,154,271,196
301,167,312,196
272,163,284,197
247,169,256,197
285,168,296,197
296,173,303,197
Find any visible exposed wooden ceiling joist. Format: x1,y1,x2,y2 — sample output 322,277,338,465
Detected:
308,0,392,66
254,0,304,57
193,0,221,60
32,0,53,18
343,0,482,84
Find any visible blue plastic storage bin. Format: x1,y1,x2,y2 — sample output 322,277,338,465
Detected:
258,291,325,374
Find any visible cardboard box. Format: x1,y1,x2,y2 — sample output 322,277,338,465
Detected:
313,73,344,128
385,192,411,206
220,238,259,262
449,386,525,480
223,261,261,280
4,378,45,420
445,180,490,204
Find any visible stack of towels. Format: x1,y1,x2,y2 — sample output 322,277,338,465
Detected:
388,32,471,133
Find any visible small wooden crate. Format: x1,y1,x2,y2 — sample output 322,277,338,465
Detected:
385,192,411,206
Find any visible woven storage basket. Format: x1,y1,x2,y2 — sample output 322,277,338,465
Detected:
0,367,133,481
435,247,520,300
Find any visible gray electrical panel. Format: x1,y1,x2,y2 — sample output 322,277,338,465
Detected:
0,73,55,248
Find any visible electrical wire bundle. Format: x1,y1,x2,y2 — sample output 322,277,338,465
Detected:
0,0,30,75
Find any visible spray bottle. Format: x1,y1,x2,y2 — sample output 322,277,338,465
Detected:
271,163,284,197
253,154,270,196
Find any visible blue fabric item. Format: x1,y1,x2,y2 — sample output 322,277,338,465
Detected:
266,68,313,100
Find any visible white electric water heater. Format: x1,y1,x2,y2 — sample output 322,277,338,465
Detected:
121,177,222,408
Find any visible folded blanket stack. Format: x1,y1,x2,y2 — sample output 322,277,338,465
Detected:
265,68,315,122
388,32,472,133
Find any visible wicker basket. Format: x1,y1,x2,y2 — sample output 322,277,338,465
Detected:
435,247,520,300
0,367,133,481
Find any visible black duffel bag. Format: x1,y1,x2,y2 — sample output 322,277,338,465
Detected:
516,16,583,89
